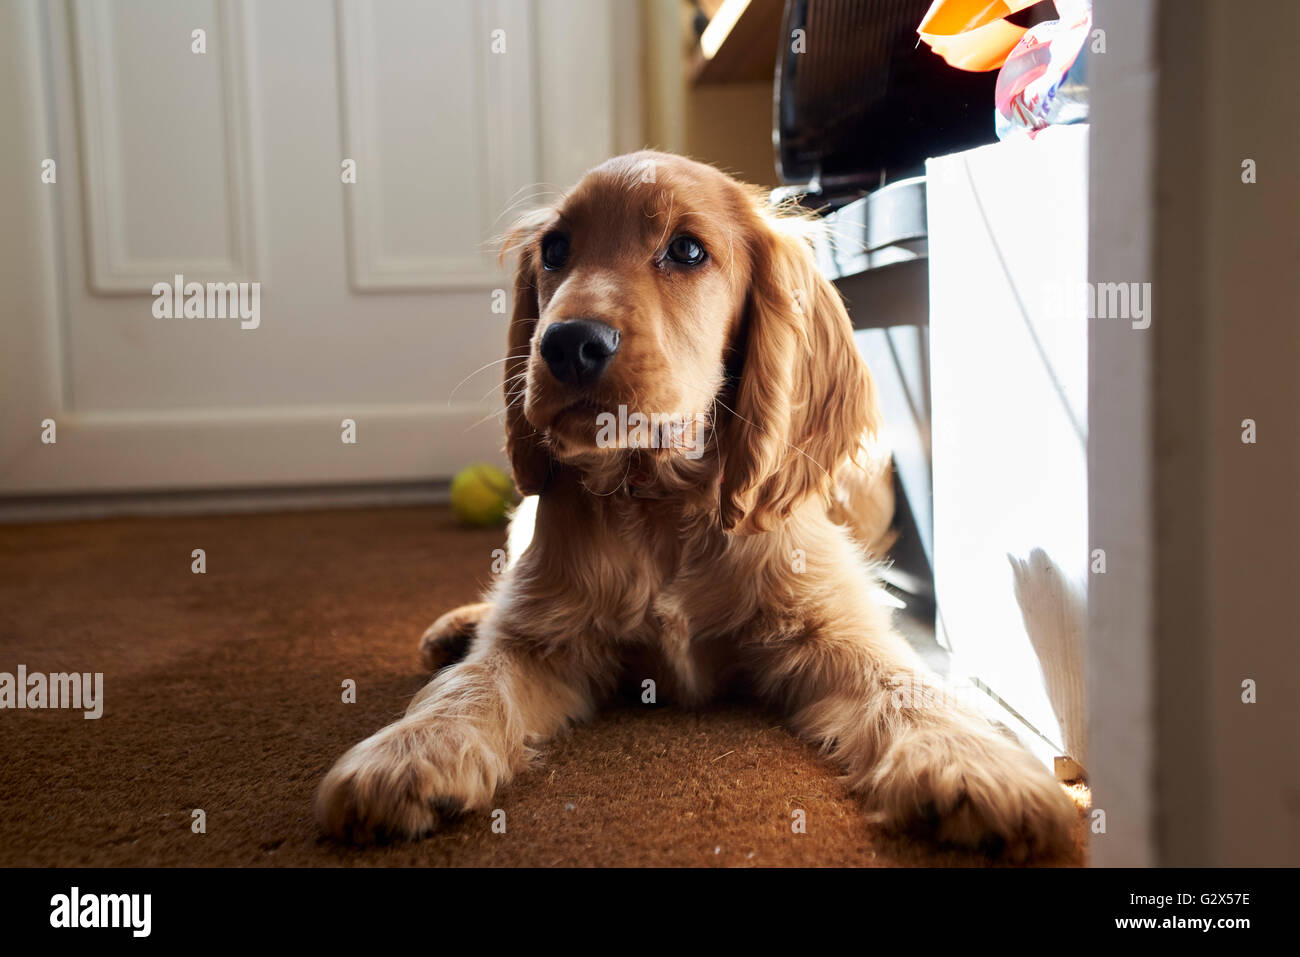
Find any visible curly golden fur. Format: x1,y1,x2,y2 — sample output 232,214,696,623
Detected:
317,152,1078,859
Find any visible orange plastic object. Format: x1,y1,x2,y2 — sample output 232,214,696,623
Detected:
917,0,1043,72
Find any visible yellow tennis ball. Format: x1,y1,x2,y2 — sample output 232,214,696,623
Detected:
449,462,515,526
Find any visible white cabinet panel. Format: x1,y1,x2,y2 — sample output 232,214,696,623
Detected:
338,0,538,289
73,0,259,291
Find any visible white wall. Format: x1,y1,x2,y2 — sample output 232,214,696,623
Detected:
1089,0,1300,867
1087,0,1158,867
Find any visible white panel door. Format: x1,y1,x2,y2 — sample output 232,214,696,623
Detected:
0,0,639,496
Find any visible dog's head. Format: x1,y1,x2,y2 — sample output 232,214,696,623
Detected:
503,151,880,533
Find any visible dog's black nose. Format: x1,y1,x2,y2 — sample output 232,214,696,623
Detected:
539,319,621,386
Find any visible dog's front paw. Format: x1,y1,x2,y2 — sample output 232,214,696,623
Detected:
316,716,508,843
864,724,1080,862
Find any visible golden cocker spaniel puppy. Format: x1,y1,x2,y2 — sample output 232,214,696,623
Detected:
317,151,1078,859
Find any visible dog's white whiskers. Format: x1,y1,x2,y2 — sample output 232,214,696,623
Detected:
447,353,533,402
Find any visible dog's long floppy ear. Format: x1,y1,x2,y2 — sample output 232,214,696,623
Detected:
501,212,552,495
719,216,882,534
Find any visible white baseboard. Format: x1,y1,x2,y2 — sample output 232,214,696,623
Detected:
0,403,506,496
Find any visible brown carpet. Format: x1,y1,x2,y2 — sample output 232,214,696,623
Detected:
0,505,1085,867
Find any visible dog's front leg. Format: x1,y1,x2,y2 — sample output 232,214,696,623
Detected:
750,598,1079,860
316,629,598,842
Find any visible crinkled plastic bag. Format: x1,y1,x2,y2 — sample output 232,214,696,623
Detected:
993,0,1091,139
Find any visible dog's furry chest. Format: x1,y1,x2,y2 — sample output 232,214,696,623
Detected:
594,502,766,694
517,486,801,698
607,552,736,704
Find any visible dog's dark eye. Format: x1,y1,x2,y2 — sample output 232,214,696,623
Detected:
540,233,570,271
665,235,706,266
